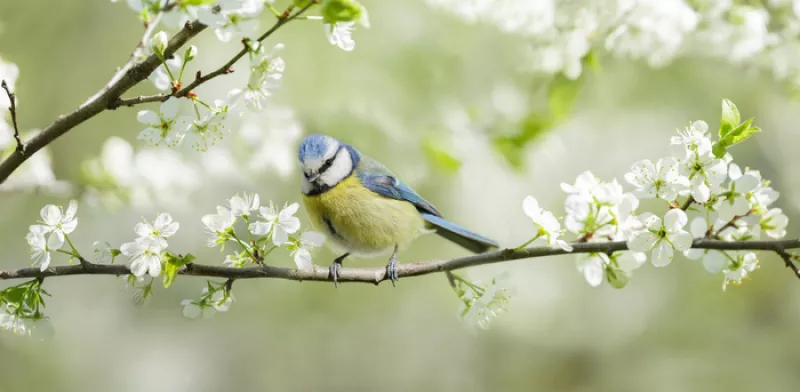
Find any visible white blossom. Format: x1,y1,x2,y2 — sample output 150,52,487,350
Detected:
249,202,301,245
715,163,760,222
722,251,759,291
228,192,260,218
201,206,236,247
625,157,687,200
680,150,727,203
325,22,356,51
121,237,164,278
522,196,571,251
670,120,712,160
576,252,609,287
211,289,234,312
93,241,115,264
197,0,263,42
136,98,190,147
26,226,51,271
134,212,179,248
761,208,788,239
31,200,78,251
289,231,326,270
628,209,693,267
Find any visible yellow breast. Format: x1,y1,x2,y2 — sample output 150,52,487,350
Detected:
303,175,426,256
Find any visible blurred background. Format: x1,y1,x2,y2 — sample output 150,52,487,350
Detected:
1,0,800,391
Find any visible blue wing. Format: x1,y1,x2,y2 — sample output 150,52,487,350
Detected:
355,156,441,217
355,155,497,253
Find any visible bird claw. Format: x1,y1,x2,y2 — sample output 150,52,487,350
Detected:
329,261,341,288
386,252,399,287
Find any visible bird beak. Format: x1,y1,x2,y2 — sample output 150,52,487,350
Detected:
308,173,320,182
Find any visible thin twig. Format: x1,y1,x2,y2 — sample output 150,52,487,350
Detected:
1,80,23,153
1,239,798,284
0,21,207,184
109,2,316,109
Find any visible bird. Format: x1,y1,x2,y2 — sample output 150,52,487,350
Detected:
298,134,498,286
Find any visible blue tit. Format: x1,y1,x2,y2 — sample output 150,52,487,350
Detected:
298,134,498,286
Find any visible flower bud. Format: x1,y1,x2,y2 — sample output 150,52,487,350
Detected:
150,31,169,57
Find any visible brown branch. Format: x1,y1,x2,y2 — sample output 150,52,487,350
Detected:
109,2,317,109
2,239,798,285
1,80,23,153
0,21,207,184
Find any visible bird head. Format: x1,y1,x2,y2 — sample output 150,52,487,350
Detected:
298,134,358,194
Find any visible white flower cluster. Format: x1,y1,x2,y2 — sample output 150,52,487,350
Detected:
120,212,180,278
26,201,80,271
450,272,513,330
427,0,800,88
181,282,234,320
0,280,53,339
521,100,787,290
202,193,325,271
81,137,201,210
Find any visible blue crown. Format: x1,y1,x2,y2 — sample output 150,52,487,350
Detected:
298,134,335,161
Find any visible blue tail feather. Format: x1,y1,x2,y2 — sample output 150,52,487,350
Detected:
421,213,498,254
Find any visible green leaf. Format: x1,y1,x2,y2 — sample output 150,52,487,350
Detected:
162,253,195,288
719,99,741,138
422,136,461,174
548,74,582,122
711,142,727,158
605,266,630,289
321,0,363,24
183,0,216,5
293,0,315,7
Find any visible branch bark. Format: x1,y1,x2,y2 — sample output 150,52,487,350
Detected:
2,239,798,285
0,21,207,184
0,2,315,184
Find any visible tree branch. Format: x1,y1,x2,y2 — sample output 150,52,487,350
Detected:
2,239,798,285
108,2,316,109
1,80,23,153
0,21,207,184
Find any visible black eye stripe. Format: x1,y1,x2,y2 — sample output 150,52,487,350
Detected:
318,146,343,174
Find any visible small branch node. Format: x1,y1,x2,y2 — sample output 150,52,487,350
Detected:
1,79,24,153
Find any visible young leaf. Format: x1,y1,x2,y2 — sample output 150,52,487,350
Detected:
162,253,195,288
719,99,741,138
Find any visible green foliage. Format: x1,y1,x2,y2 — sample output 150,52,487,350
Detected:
181,0,217,5
321,0,363,24
605,264,630,289
293,0,315,8
492,51,596,169
162,252,195,288
422,135,462,174
0,279,49,320
712,99,761,158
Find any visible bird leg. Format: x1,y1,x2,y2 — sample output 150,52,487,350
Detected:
329,253,349,288
386,245,400,286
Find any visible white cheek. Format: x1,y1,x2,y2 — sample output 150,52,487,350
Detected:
320,150,353,186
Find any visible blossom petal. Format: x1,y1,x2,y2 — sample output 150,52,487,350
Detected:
668,230,693,251
650,241,674,267
47,231,65,250
160,98,180,119
522,196,541,219
137,110,160,125
628,231,657,252
702,251,726,273
129,258,148,277
294,248,313,270
664,209,688,232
